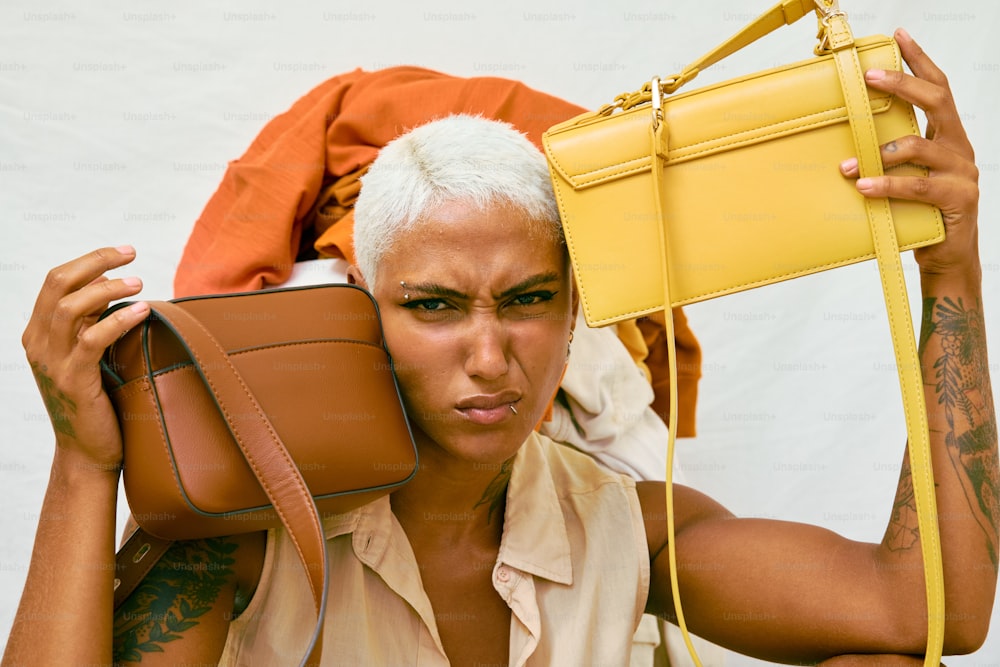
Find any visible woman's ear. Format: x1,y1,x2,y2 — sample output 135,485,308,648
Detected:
346,265,368,289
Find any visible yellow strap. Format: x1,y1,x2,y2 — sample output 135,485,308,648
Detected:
655,11,945,665
600,1,821,116
827,15,945,665
665,0,817,93
650,116,703,664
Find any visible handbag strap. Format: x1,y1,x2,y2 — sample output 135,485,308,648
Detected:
601,0,830,115
648,7,945,666
112,301,328,667
113,528,174,608
660,0,819,94
825,15,944,663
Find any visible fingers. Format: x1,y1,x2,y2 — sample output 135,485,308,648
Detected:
862,29,973,159
839,136,978,182
71,282,150,358
23,246,150,365
839,139,978,216
893,28,947,89
851,172,977,214
838,31,981,227
21,249,152,462
28,246,139,329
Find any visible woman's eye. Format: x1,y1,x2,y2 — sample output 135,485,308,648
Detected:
405,298,449,312
511,291,556,307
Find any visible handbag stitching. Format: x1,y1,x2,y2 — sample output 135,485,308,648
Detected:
142,347,192,510
227,338,383,355
574,246,900,326
547,153,650,185
133,315,194,510
665,103,889,160
114,376,150,400
556,100,893,188
145,338,384,378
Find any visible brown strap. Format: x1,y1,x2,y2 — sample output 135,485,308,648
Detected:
113,301,327,666
113,528,174,609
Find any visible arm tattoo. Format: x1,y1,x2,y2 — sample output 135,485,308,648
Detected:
473,458,514,525
894,297,1000,565
113,537,237,663
30,362,77,438
887,457,919,551
888,297,998,561
930,297,999,566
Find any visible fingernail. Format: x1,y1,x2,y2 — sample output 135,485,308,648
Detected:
865,69,885,82
896,27,911,41
856,178,874,192
840,157,858,173
116,245,135,255
122,276,141,288
129,302,149,314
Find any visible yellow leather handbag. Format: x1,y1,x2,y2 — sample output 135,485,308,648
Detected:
543,1,945,664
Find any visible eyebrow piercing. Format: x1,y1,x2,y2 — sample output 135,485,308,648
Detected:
401,280,409,300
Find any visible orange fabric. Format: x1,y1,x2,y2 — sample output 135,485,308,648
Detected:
173,66,700,435
310,167,367,265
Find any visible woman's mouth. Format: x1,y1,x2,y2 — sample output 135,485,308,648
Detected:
455,393,521,425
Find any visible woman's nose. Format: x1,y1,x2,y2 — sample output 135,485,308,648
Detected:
463,317,509,381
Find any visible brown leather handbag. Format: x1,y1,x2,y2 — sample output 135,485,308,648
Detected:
101,283,418,666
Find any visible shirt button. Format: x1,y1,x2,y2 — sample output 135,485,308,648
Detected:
496,566,511,582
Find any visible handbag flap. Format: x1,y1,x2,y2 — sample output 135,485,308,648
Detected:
544,35,901,190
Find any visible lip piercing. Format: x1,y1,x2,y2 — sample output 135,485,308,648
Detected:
509,404,518,415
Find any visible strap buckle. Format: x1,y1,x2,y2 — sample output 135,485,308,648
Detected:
813,0,841,16
650,77,664,130
813,0,848,54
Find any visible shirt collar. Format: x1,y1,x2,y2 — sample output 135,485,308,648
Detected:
322,431,574,585
496,432,573,585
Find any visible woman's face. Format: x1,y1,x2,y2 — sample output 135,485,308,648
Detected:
358,201,574,467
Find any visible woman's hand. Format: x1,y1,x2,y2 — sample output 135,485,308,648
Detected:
840,28,980,278
21,246,150,475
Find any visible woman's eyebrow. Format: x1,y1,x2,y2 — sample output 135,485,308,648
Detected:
495,272,560,299
404,272,561,301
404,283,466,299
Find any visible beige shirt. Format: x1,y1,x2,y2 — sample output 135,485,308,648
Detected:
220,431,650,666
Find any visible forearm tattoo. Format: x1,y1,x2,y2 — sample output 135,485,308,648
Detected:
888,297,998,565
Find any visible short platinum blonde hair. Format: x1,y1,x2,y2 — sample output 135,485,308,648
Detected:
353,114,562,288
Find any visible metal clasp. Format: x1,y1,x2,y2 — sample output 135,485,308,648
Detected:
813,0,840,17
813,0,848,54
650,77,663,130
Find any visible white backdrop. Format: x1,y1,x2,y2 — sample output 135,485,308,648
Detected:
2,0,998,664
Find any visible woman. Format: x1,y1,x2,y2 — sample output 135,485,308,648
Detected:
5,30,995,666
